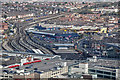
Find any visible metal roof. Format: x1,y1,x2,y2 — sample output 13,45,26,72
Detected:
54,43,74,46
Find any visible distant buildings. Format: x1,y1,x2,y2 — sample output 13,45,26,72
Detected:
0,22,8,31
6,12,34,20
0,1,119,80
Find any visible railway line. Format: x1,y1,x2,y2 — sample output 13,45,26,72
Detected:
2,13,69,54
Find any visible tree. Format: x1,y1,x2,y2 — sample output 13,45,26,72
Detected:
4,3,9,5
82,2,85,4
3,15,7,19
15,1,18,4
16,15,18,18
57,3,61,5
65,2,67,4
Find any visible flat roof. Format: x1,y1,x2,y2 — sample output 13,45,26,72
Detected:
53,49,78,54
27,29,75,36
71,26,99,30
1,51,54,57
106,43,120,47
7,11,33,17
54,44,74,46
88,58,120,68
27,30,55,36
4,59,77,74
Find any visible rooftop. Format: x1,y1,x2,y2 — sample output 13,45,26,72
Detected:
7,11,33,16
53,49,78,54
54,43,74,46
88,58,120,69
3,58,77,75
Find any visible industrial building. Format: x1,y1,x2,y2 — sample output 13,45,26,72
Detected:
88,57,120,80
1,55,90,79
26,28,83,60
27,29,80,38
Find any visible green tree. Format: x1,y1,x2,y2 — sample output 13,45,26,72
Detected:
15,1,18,4
65,2,67,4
3,15,7,19
16,15,18,18
82,2,85,4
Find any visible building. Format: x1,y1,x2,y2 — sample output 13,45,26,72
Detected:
88,57,120,80
70,62,88,75
2,57,76,79
7,12,34,20
1,52,97,79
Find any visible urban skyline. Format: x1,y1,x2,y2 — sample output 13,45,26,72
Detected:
0,1,120,80
1,0,119,2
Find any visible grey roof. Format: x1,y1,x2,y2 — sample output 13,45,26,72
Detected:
88,58,120,68
1,56,22,66
27,30,56,36
28,29,74,35
2,60,20,66
3,58,77,74
7,11,33,16
54,43,74,46
53,49,78,54
21,59,75,72
2,51,54,57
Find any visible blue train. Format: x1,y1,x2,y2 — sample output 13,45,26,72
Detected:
25,18,33,21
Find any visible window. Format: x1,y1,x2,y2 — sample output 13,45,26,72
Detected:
104,72,111,75
112,77,115,79
89,69,95,72
112,73,116,76
97,70,103,74
97,74,103,78
104,75,111,79
9,76,12,78
82,72,85,74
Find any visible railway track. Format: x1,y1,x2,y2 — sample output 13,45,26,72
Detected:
2,13,69,54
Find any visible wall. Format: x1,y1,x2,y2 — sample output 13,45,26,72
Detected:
70,63,88,74
40,66,68,78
